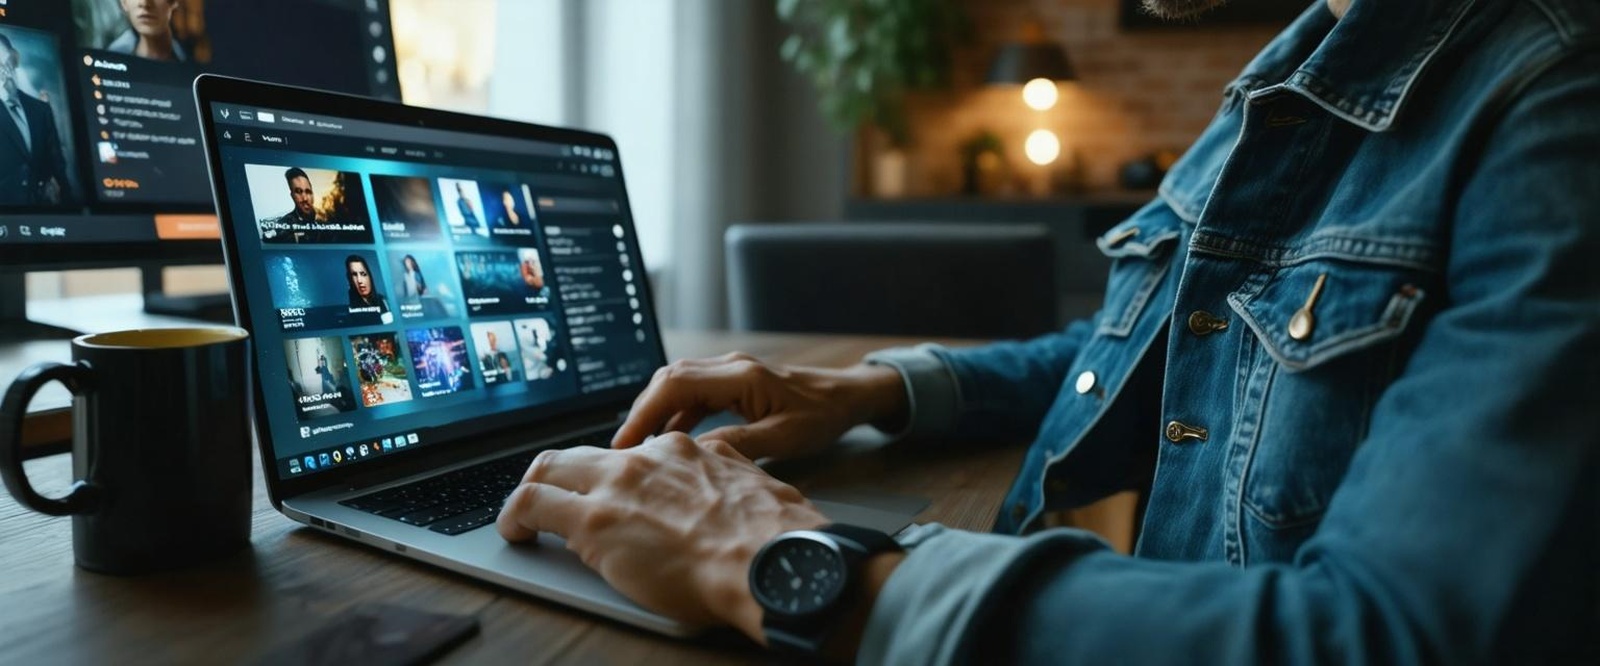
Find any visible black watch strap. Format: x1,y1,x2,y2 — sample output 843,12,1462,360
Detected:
818,523,902,558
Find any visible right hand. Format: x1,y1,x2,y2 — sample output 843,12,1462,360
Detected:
611,352,907,460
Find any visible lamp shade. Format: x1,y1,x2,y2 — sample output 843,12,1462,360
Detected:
985,43,1076,84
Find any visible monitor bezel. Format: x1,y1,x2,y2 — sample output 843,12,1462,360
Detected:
194,73,669,507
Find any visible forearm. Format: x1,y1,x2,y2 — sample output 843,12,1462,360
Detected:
864,320,1094,443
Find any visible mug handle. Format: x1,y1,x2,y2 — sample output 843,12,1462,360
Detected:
0,361,101,516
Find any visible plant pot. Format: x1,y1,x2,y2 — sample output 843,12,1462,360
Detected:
873,149,909,198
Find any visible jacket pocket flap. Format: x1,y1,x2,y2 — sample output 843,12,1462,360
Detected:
1096,217,1181,259
1227,262,1426,372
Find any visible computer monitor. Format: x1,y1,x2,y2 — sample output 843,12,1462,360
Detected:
0,0,400,340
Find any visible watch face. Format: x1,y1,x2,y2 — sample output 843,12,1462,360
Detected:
752,533,847,618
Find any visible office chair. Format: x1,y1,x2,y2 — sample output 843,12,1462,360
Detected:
725,222,1059,339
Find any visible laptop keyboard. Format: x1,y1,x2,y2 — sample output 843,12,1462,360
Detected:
338,429,614,535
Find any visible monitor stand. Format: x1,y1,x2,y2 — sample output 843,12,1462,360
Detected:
0,273,81,343
141,267,236,324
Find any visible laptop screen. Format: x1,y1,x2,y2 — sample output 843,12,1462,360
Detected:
203,92,664,480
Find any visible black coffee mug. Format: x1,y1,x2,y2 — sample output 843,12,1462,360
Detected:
0,327,253,574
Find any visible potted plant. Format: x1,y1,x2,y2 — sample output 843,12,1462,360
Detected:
777,0,967,197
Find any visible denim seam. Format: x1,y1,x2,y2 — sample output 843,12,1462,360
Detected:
1190,232,1441,271
1231,349,1279,562
1528,0,1575,43
1097,259,1173,338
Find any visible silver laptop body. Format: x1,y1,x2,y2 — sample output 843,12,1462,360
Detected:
194,74,913,637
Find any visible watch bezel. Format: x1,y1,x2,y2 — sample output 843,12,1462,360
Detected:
749,530,850,621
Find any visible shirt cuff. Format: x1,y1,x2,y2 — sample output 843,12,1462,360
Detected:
862,344,962,439
858,523,1110,665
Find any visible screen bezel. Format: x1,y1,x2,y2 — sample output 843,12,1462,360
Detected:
0,0,400,271
194,73,669,506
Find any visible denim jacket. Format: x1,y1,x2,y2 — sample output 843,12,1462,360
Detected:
858,1,1600,663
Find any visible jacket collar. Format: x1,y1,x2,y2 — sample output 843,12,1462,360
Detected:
1225,0,1480,132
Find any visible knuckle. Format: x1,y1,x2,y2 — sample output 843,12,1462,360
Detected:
613,453,654,484
579,504,620,534
732,359,768,380
700,438,739,458
525,449,560,482
723,351,757,364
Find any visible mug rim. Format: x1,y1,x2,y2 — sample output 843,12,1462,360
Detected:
75,327,250,351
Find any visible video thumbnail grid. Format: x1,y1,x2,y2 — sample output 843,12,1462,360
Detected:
250,162,573,421
282,313,575,422
244,164,553,333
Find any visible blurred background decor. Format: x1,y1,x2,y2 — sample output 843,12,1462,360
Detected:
777,0,969,198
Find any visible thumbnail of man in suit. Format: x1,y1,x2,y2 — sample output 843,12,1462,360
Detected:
0,34,71,206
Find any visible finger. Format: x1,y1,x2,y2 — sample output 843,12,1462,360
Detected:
697,437,753,465
496,482,588,543
696,420,808,461
660,406,711,436
520,445,612,492
612,361,766,449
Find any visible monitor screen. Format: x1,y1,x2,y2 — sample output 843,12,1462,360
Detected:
0,0,397,253
203,94,663,481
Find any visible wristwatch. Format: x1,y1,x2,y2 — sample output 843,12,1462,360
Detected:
748,523,903,654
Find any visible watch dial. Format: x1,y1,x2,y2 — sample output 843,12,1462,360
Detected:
754,536,846,617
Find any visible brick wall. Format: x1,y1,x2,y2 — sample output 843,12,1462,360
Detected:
894,0,1283,194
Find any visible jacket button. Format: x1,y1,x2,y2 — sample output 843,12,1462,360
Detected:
1074,371,1096,394
1187,310,1229,336
1165,420,1209,443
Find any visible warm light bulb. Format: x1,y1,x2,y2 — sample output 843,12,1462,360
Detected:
1025,129,1060,165
1022,77,1058,111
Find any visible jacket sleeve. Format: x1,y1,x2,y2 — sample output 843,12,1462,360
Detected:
857,50,1600,666
864,318,1095,443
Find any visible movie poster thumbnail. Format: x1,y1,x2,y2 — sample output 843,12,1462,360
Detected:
406,326,475,399
349,332,413,408
264,250,394,331
0,25,82,207
456,250,551,316
372,175,443,242
283,336,358,422
438,178,488,240
245,164,374,244
479,181,537,239
469,321,522,386
387,250,462,321
513,316,571,382
72,0,212,64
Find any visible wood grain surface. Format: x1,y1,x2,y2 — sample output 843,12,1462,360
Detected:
0,330,1029,665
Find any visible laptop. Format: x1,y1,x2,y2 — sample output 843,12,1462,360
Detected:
192,74,917,637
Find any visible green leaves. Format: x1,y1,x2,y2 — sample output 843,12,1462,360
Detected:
776,0,967,147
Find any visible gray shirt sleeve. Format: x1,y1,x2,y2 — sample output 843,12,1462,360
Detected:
858,523,1112,665
862,344,963,439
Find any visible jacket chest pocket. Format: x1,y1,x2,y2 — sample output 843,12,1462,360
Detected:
1227,259,1428,534
1095,214,1182,338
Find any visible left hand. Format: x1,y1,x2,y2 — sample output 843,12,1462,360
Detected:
496,433,827,641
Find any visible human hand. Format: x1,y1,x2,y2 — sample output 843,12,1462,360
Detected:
496,434,827,641
42,178,60,204
612,353,907,460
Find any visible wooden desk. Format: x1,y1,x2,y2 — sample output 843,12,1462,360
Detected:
0,330,1025,664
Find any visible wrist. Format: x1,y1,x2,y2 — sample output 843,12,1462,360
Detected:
836,363,909,431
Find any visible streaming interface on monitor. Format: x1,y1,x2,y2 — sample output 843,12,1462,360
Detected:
0,0,396,245
209,105,661,479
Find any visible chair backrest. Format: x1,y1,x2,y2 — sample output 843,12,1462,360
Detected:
725,222,1058,339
